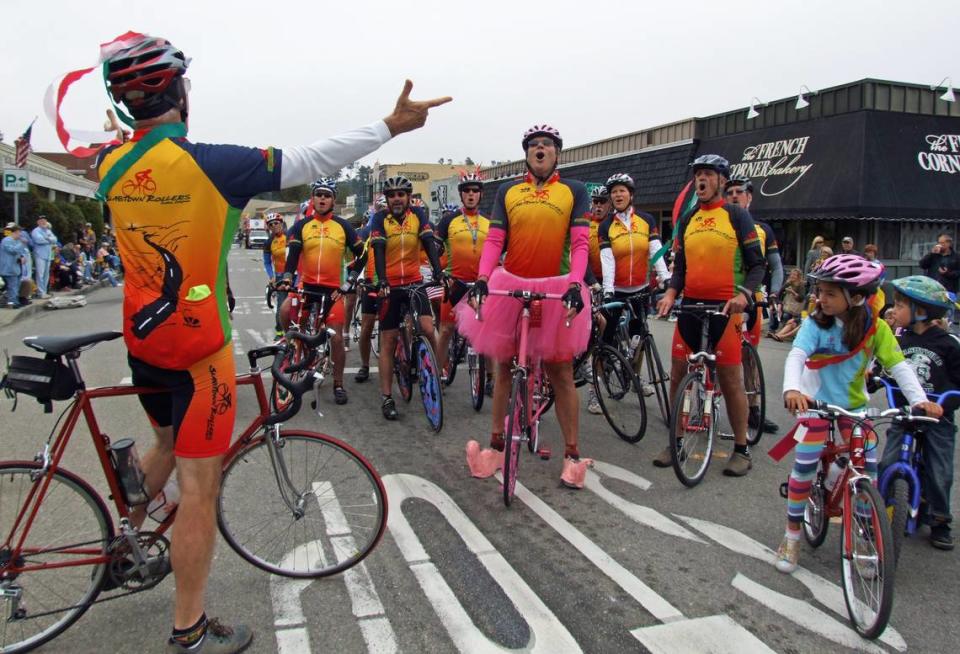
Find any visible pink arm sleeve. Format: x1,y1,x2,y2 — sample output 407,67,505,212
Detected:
478,226,506,279
568,224,589,282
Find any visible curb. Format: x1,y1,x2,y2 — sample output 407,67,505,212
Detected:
0,279,113,329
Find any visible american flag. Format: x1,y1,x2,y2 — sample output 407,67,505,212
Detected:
14,122,34,168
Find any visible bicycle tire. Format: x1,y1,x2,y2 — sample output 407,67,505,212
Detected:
593,345,647,443
741,341,767,446
415,336,444,432
803,460,829,547
840,478,895,640
887,477,911,567
502,372,525,507
394,330,412,403
444,331,465,387
218,431,388,578
669,371,716,487
639,335,670,427
469,348,485,412
0,463,113,654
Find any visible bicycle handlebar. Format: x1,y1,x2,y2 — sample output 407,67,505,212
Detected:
873,376,960,409
805,400,939,425
248,330,327,425
475,288,566,322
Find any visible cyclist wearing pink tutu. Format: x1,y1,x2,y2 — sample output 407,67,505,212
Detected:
656,154,766,477
458,124,593,489
771,255,941,572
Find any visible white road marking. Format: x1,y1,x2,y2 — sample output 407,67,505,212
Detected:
245,329,268,347
344,367,379,374
584,461,705,543
384,473,581,653
631,614,776,653
231,329,244,357
271,483,397,654
676,514,907,652
507,474,685,624
119,376,131,385
732,574,887,654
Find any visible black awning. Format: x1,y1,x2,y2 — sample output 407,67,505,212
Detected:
697,110,960,222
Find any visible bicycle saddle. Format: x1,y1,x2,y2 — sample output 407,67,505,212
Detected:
24,331,123,356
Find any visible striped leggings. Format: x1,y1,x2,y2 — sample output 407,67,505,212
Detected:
786,417,878,528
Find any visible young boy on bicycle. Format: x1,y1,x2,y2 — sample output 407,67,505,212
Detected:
879,276,960,551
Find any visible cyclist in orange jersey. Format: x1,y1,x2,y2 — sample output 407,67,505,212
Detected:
655,155,766,477
97,32,449,652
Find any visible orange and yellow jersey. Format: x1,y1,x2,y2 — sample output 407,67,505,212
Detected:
263,232,287,278
488,172,591,278
588,217,604,279
369,206,433,286
285,213,362,287
598,209,660,288
669,200,764,301
98,125,281,369
436,210,490,281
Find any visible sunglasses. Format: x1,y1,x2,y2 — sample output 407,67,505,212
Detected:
384,190,407,198
592,198,608,204
725,189,746,196
526,138,556,148
461,187,481,194
313,191,334,199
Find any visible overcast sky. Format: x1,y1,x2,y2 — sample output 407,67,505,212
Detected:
2,0,958,171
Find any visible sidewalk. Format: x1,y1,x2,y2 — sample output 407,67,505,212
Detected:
0,279,113,330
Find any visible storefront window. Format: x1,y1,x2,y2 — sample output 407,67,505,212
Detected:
900,222,957,260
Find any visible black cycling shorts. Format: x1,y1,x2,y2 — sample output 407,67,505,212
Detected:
379,286,431,331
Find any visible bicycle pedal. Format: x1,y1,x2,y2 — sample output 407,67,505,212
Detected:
719,432,735,441
538,447,551,460
779,481,789,499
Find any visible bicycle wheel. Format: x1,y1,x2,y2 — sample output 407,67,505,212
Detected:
741,341,766,446
886,477,911,566
444,332,464,387
803,460,829,547
394,330,412,403
669,371,716,487
593,345,647,444
841,478,895,639
0,463,113,654
572,348,592,389
414,336,444,432
468,347,485,412
502,372,525,507
638,335,670,427
218,431,388,578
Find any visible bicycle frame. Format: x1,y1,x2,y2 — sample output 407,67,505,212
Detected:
3,370,273,577
875,379,960,534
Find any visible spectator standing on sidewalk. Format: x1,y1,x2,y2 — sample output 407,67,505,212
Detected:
1,225,28,308
31,216,59,299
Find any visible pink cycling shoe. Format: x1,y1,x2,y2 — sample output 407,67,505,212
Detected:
466,440,502,478
560,457,594,489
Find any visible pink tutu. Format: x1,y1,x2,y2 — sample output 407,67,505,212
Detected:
454,268,590,362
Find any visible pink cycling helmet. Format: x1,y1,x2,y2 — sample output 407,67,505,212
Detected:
808,253,885,296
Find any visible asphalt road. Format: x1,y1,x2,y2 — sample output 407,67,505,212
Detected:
1,246,958,654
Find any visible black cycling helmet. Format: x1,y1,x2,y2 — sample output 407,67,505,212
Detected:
691,154,731,179
724,175,753,193
104,35,190,120
382,175,413,193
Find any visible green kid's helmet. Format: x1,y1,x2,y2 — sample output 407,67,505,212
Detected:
891,275,958,321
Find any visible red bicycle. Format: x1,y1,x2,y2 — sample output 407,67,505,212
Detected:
0,330,387,653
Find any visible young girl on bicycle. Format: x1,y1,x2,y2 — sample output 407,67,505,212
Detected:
774,254,941,573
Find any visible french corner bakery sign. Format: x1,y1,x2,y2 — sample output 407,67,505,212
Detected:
917,134,960,174
727,136,814,197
